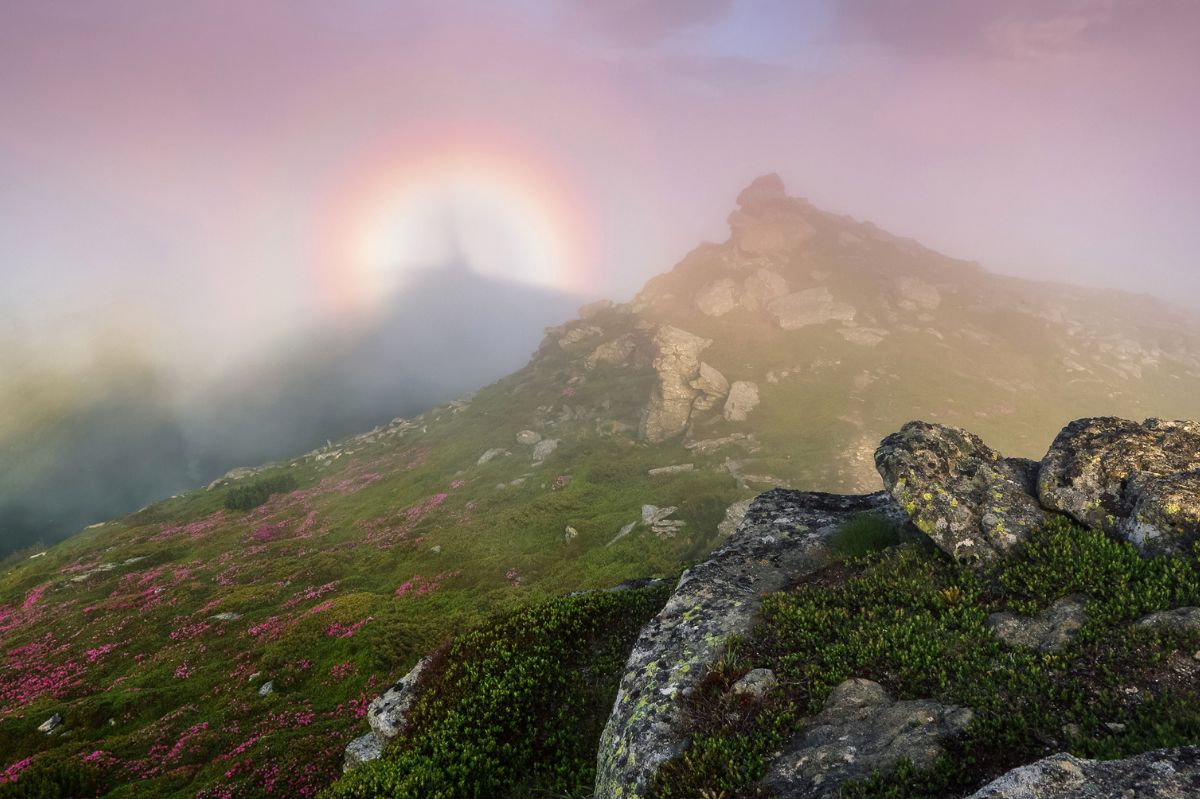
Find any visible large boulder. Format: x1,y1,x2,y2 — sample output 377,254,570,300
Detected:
343,656,432,772
761,678,973,798
639,325,712,443
768,287,856,330
727,174,816,256
723,380,760,422
740,268,790,312
694,279,739,317
875,422,1051,563
689,362,729,412
593,489,905,799
968,747,1200,798
986,595,1088,653
1038,418,1200,556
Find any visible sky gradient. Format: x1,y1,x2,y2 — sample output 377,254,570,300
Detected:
2,0,1199,365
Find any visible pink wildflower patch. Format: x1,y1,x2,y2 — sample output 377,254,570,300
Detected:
394,570,461,599
325,617,372,638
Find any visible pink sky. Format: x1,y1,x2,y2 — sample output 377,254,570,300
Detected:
2,0,1198,360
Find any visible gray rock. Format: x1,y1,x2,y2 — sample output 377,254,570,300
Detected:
987,596,1089,652
647,464,694,476
477,447,509,465
38,713,63,735
727,174,816,256
343,732,384,772
640,326,712,443
740,268,789,312
585,334,639,370
695,278,739,317
717,498,753,537
1137,606,1200,632
564,525,579,542
876,422,1051,564
257,680,274,697
689,362,730,412
723,381,760,422
731,668,777,700
367,656,433,740
1038,417,1200,556
208,612,242,622
558,324,604,349
761,678,973,798
594,489,904,799
768,287,856,330
607,521,638,547
967,747,1200,798
897,276,942,310
516,430,542,446
531,438,559,464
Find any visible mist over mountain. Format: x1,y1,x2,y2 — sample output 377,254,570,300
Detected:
0,265,580,557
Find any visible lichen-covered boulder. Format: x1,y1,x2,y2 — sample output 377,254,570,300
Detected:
761,678,973,798
740,268,789,312
968,747,1200,798
1137,606,1200,633
727,173,815,256
875,422,1051,564
342,656,432,772
593,489,905,799
1038,417,1200,556
723,380,760,422
986,596,1088,653
695,278,739,317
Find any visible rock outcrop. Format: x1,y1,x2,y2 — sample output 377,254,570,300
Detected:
728,173,816,256
762,678,973,798
1137,606,1200,633
639,325,712,443
740,268,790,312
695,278,739,317
1038,418,1200,556
723,380,760,422
967,747,1200,798
689,362,729,412
768,287,857,330
593,489,904,799
986,596,1088,653
875,422,1051,563
343,656,432,772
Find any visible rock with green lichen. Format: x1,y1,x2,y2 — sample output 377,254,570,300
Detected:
592,488,904,799
875,421,1051,564
1039,417,1200,556
986,595,1088,653
967,747,1200,798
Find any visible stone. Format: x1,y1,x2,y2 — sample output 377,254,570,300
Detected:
967,747,1200,798
761,678,973,798
695,278,739,317
477,448,509,466
607,521,638,547
689,362,730,412
639,325,712,443
1137,606,1200,633
516,430,542,446
731,668,777,700
767,287,856,330
558,324,603,349
876,421,1051,564
839,327,888,346
728,174,816,256
564,525,579,542
343,732,385,772
986,596,1089,653
594,489,905,799
723,381,760,422
208,612,242,622
585,334,638,370
740,269,789,312
38,713,63,735
257,680,274,697
717,498,753,537
647,464,694,476
1038,417,1200,556
367,657,432,739
531,438,559,464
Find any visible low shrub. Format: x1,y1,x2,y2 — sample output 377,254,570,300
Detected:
223,474,299,512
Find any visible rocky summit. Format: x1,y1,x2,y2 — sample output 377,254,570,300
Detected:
2,176,1199,798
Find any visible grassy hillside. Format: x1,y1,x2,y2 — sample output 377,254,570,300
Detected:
2,177,1198,796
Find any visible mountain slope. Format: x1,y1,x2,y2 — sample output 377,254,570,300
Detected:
2,175,1198,796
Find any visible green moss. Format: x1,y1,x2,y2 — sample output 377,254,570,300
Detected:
322,583,670,799
829,513,904,559
649,517,1200,798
